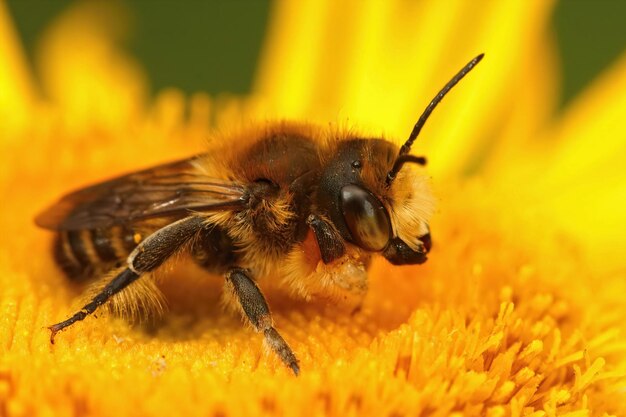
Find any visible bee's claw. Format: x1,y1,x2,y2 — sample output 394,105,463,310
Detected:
47,322,68,344
48,325,59,344
289,361,300,376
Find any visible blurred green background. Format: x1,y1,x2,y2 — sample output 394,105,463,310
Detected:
6,0,626,109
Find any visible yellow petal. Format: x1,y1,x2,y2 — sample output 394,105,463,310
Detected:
539,51,626,186
495,51,626,266
1,1,625,415
36,1,147,132
0,1,36,136
255,0,557,178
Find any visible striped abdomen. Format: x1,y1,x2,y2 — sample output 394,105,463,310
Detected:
53,226,141,281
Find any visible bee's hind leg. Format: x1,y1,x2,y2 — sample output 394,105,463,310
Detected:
48,267,139,342
48,216,205,343
226,267,300,375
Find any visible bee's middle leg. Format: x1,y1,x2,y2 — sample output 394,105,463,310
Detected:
225,267,299,375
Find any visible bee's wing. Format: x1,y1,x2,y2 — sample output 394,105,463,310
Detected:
35,157,247,231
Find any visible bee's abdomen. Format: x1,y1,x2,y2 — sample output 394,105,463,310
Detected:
53,226,138,281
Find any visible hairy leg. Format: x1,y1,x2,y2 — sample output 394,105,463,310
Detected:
48,216,204,342
226,267,299,375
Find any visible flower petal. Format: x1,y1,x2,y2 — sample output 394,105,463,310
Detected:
496,51,626,266
0,2,36,136
254,0,557,178
36,1,147,132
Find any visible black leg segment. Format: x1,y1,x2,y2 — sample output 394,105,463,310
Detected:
306,214,345,264
128,216,205,272
48,216,204,342
226,267,300,375
48,268,139,342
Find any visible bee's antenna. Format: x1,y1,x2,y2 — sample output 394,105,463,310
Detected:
385,53,484,186
388,154,427,176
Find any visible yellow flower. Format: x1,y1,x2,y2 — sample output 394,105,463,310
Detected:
1,1,625,416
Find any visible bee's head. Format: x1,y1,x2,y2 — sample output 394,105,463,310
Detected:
316,54,484,265
316,138,432,265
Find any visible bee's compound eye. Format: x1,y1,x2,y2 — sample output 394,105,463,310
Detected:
340,184,391,251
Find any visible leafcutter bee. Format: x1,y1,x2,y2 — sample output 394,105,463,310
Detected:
36,54,483,375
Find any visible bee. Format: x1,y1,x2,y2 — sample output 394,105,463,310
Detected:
36,54,483,375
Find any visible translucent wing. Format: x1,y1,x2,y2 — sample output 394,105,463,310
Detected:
35,157,247,231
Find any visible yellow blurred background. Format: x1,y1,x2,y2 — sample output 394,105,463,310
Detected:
1,1,626,416
5,0,626,104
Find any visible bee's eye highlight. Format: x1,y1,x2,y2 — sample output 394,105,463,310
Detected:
340,185,391,251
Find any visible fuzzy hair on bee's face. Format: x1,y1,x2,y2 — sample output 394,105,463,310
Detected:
351,137,434,252
315,134,434,254
382,162,434,252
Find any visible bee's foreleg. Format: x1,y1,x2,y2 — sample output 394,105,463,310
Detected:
48,216,205,343
306,214,345,263
225,267,300,376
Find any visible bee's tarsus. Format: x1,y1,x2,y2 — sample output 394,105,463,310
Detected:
46,217,203,343
46,268,139,340
290,362,300,376
48,325,59,344
264,327,300,376
227,267,300,375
